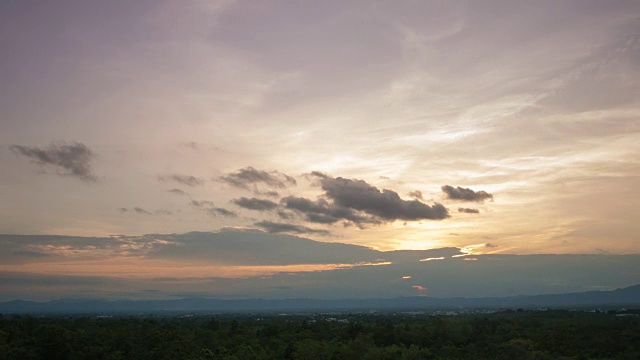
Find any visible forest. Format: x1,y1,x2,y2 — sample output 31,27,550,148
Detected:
1,309,639,360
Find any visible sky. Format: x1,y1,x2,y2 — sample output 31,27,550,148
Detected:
1,0,639,301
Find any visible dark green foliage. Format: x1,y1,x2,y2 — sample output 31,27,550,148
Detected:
0,310,639,359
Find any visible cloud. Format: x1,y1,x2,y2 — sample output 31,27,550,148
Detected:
191,200,215,208
256,190,280,197
408,190,423,200
12,251,52,258
442,185,494,202
158,175,205,187
219,166,296,190
134,207,152,215
458,207,480,214
190,200,237,217
254,221,330,235
208,207,237,218
232,197,279,211
281,196,377,225
10,142,97,181
167,188,188,196
318,175,450,221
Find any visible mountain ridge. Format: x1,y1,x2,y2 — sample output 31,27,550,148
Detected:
2,284,639,314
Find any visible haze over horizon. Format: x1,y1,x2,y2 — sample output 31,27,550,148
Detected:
1,1,639,301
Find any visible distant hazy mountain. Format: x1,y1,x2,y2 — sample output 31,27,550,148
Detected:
1,284,639,314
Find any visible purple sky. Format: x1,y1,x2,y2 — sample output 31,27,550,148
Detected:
1,1,639,300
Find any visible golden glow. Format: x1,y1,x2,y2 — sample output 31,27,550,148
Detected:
0,258,391,279
419,257,445,262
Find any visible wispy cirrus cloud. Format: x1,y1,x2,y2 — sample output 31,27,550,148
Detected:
10,142,97,181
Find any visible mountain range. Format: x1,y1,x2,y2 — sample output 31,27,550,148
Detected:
1,284,639,314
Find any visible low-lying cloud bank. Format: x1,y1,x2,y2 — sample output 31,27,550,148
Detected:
1,230,639,301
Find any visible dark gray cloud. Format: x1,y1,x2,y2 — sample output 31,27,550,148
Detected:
219,166,296,190
277,210,295,219
117,208,128,213
232,197,279,211
458,207,480,214
167,188,188,196
254,221,330,235
281,196,377,225
208,207,237,218
10,142,97,181
317,175,450,221
408,190,423,200
442,185,494,202
158,175,205,187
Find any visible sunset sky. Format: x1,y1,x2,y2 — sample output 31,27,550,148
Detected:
1,0,639,301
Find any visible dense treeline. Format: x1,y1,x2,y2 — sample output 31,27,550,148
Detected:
1,310,639,359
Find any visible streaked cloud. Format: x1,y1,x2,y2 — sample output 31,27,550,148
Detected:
167,188,188,196
10,142,97,181
232,197,279,211
254,221,330,235
134,207,152,215
158,174,205,187
208,207,237,218
191,200,237,217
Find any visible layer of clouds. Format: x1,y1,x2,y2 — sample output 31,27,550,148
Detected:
442,185,494,203
158,174,204,187
3,231,640,302
232,197,279,211
218,167,296,190
254,221,330,235
458,207,480,214
10,142,96,181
